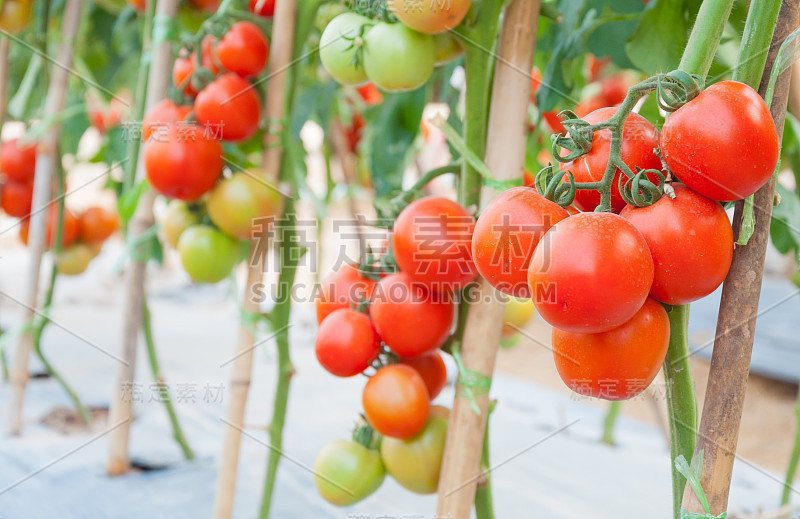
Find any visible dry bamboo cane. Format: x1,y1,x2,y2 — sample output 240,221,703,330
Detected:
211,0,296,517
106,0,180,475
0,37,11,130
6,0,83,436
436,0,541,517
682,0,800,513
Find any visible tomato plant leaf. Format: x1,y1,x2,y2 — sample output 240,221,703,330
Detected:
626,0,702,75
771,183,800,257
118,179,150,224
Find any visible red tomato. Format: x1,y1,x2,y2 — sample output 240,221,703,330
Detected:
315,309,380,377
173,53,198,97
1,138,37,183
344,112,365,154
143,123,223,201
142,99,192,142
172,37,219,96
587,54,609,82
392,197,477,292
528,212,654,333
363,364,429,439
216,22,270,78
127,0,145,11
356,83,383,106
79,206,119,243
542,111,566,134
574,95,607,118
472,187,569,297
620,184,733,305
370,272,455,357
559,107,662,213
1,180,33,217
316,264,377,324
552,298,669,401
19,206,80,248
188,0,219,12
195,73,261,142
661,81,779,201
249,0,275,17
399,351,447,400
600,74,629,106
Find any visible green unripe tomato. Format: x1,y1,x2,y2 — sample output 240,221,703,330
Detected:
379,409,448,494
56,243,94,276
319,13,372,86
363,22,435,92
207,171,283,240
177,225,239,283
314,439,385,506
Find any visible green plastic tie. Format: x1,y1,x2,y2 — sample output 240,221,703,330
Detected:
451,348,492,415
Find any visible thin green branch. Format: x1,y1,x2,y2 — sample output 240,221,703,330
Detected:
142,298,194,460
663,304,697,519
601,401,621,446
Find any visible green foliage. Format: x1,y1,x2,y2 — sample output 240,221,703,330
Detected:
363,88,427,198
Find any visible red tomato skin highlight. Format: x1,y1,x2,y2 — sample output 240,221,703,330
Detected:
472,187,570,297
661,81,779,201
552,298,670,401
620,184,733,305
528,212,654,333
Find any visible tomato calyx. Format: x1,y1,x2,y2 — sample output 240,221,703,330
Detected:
543,70,703,212
352,418,380,450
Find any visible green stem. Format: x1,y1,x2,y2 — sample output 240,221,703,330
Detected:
457,1,504,207
601,401,621,446
732,0,781,88
663,304,697,519
122,0,156,194
257,202,302,519
32,151,91,425
782,383,800,508
142,298,194,460
678,0,736,80
257,3,322,517
474,404,495,519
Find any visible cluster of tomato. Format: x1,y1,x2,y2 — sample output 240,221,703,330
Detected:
0,138,119,275
477,80,778,401
142,17,282,283
319,0,467,92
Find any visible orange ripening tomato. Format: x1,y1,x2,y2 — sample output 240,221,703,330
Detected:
363,364,430,439
389,0,471,34
19,206,80,248
552,298,670,401
356,83,383,106
188,0,219,12
79,206,119,243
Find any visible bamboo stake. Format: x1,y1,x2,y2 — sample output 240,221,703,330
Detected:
436,1,540,517
682,0,799,513
211,1,296,517
0,37,11,130
6,0,83,436
329,119,365,257
106,0,180,475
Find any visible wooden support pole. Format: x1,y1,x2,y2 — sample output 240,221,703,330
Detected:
106,0,180,475
436,1,540,517
7,0,83,436
682,0,800,513
211,1,296,517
